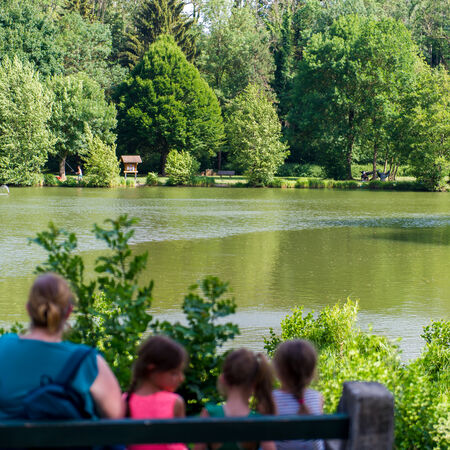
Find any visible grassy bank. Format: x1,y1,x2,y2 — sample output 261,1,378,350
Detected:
32,173,447,192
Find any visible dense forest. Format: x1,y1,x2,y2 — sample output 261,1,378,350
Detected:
0,0,448,189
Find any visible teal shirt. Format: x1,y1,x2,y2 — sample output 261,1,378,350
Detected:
0,333,99,419
205,404,260,450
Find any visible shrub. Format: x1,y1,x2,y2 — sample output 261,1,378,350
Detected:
146,172,159,186
295,178,309,188
152,277,240,414
82,128,120,187
43,174,59,186
265,302,449,448
277,163,324,178
190,176,215,187
308,178,326,189
165,150,200,185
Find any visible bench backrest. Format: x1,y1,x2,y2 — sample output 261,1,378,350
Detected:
0,415,349,448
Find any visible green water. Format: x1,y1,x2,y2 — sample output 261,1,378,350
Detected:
1,187,449,358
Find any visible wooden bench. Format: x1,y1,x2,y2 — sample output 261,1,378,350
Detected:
0,382,394,449
217,170,235,178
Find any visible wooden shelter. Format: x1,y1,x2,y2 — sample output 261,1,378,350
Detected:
120,155,142,180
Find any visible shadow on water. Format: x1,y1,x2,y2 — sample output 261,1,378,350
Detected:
367,227,450,246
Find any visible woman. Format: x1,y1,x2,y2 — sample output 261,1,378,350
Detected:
0,273,124,420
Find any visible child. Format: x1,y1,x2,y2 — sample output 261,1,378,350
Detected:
272,340,324,450
125,335,188,450
195,348,276,450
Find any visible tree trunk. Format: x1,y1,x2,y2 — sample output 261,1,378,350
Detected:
218,149,222,171
372,143,378,180
59,154,67,181
159,150,168,176
346,109,355,180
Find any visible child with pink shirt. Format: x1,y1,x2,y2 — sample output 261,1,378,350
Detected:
125,335,188,450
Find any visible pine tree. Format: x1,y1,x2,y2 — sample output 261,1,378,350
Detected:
115,35,223,173
121,0,196,67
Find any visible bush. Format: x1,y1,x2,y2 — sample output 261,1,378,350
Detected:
277,163,324,178
190,176,215,187
146,172,159,186
82,128,120,187
265,301,449,448
165,150,200,185
152,277,240,414
43,174,59,186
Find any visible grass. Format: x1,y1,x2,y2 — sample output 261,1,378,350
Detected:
41,172,441,192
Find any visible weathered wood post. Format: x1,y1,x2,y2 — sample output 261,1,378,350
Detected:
326,381,394,450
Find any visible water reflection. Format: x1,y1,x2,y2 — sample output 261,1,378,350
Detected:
0,187,449,359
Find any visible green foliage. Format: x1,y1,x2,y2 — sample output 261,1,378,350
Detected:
227,84,289,186
288,15,420,180
56,11,127,91
190,176,215,187
408,67,449,191
152,277,240,413
116,35,224,174
0,56,54,186
47,72,117,178
43,173,59,186
128,0,196,66
82,127,120,187
198,5,275,104
146,172,160,186
277,163,323,178
30,215,154,387
265,301,449,448
165,150,200,185
0,0,63,78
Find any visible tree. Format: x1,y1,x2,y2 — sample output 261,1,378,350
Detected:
408,66,449,191
227,84,289,186
115,35,224,174
408,0,449,68
56,11,127,91
47,72,117,179
0,0,63,78
82,127,121,187
288,15,420,179
121,0,196,67
198,5,275,105
0,57,53,185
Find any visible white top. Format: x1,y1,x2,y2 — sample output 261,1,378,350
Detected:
273,388,324,450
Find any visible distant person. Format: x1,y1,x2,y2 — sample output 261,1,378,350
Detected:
361,171,369,182
76,165,83,182
273,340,324,450
124,335,188,450
0,273,124,420
194,348,276,450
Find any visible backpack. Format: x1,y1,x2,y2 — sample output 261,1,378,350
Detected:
23,347,95,420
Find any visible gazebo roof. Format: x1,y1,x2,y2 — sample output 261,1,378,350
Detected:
120,155,142,164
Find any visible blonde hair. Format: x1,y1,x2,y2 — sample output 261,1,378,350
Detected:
27,273,73,334
222,348,276,415
273,339,318,415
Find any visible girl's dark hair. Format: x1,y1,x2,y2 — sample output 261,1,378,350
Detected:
273,339,317,415
27,273,73,334
126,335,187,416
222,348,276,415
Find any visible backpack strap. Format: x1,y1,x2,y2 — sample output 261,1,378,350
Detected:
54,347,94,387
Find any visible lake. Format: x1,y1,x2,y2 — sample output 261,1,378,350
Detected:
0,187,449,359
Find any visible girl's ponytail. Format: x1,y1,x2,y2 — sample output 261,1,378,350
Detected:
273,339,318,415
253,353,276,415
